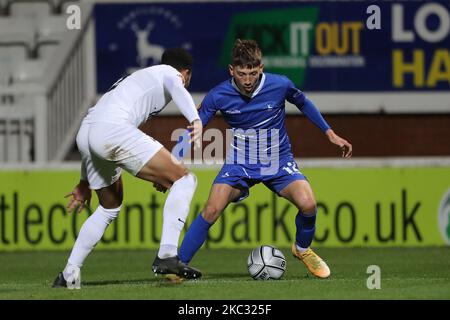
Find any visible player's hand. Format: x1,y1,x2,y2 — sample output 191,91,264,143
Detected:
187,119,203,149
65,180,92,213
326,129,352,158
153,182,168,193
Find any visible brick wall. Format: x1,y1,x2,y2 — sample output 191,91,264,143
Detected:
139,114,450,158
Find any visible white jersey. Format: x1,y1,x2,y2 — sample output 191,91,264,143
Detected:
83,64,199,127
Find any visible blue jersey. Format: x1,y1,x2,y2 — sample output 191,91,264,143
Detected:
199,73,307,168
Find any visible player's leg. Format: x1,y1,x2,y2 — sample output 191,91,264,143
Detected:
279,180,330,278
136,148,197,258
54,123,124,288
133,147,202,278
279,179,317,250
179,183,243,264
65,178,123,266
59,179,124,285
85,123,200,278
54,180,124,289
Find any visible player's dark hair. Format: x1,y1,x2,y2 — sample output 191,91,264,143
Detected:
231,39,262,68
161,48,193,72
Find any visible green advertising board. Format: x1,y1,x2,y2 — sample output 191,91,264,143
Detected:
0,167,449,251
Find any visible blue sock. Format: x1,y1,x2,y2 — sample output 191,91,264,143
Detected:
179,214,211,264
295,209,317,248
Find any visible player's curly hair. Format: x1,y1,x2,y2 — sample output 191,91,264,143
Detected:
231,39,262,68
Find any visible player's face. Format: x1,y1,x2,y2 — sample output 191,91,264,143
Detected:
181,70,192,88
229,65,263,95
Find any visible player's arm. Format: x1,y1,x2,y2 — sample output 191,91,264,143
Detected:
172,90,219,160
286,80,352,157
163,73,202,148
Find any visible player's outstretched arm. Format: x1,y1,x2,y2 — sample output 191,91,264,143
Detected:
291,93,353,158
65,180,92,213
286,78,353,158
325,129,353,158
187,119,203,149
164,73,200,125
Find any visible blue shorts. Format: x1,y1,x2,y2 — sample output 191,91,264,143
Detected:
213,156,308,202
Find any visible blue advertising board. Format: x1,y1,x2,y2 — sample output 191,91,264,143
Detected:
95,1,450,93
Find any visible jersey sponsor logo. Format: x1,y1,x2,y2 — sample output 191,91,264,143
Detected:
225,109,241,114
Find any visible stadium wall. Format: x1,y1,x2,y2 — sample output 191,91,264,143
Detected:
0,163,449,251
138,114,450,158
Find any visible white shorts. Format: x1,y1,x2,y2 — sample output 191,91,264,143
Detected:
76,121,163,190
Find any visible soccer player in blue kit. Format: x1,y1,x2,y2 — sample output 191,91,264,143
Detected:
178,39,352,278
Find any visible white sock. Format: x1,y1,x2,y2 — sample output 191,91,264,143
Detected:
296,244,309,253
158,244,178,259
158,173,197,259
66,205,121,268
62,264,81,289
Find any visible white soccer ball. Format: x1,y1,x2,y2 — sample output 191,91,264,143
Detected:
247,245,286,280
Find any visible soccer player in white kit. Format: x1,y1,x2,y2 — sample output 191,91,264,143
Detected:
53,48,203,289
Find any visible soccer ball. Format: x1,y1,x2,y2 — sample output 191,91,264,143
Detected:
247,245,286,280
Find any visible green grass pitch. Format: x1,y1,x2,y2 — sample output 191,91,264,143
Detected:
0,247,449,300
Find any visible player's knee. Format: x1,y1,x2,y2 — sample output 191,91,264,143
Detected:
170,166,190,182
100,198,123,209
202,204,222,223
300,198,317,215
